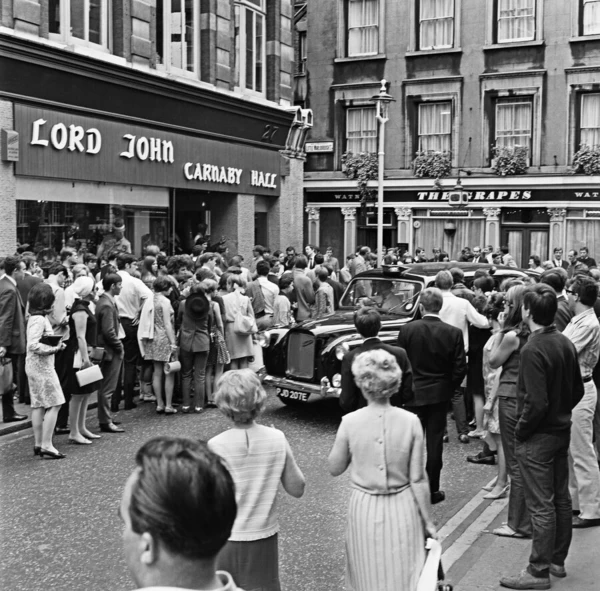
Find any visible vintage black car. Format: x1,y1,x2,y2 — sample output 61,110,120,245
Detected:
260,262,536,405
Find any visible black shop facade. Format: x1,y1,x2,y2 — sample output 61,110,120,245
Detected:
304,181,600,267
1,37,294,258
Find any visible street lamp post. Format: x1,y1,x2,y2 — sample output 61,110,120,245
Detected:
370,80,395,267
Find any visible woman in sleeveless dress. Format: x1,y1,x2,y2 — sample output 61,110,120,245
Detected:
329,349,436,591
143,276,178,414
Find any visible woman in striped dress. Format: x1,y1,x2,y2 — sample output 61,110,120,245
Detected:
209,369,305,591
329,349,436,591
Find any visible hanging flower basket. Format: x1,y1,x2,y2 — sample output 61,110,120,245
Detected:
571,144,600,175
341,151,378,202
491,145,529,176
412,151,452,180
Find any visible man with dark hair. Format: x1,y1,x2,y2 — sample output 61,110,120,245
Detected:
350,246,369,277
115,254,152,411
273,274,294,327
500,284,584,590
340,307,413,413
304,244,317,269
0,256,27,422
450,267,475,302
436,270,489,443
120,436,240,590
552,247,568,270
283,246,296,272
540,268,573,332
292,255,315,322
323,264,344,309
247,259,278,330
501,245,518,268
249,245,265,274
483,245,495,264
313,268,335,319
578,246,597,269
324,246,340,274
414,247,428,263
563,276,600,529
397,288,466,505
567,249,578,278
96,273,125,433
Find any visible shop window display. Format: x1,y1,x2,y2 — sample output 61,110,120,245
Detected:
16,201,169,259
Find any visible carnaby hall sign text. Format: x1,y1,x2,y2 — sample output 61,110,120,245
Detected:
14,105,281,195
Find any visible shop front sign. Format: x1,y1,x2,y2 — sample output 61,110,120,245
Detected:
308,188,600,203
15,105,281,196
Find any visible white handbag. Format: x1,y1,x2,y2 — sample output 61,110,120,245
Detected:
75,365,103,387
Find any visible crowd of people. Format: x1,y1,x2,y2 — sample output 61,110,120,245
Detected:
0,240,363,452
3,234,600,590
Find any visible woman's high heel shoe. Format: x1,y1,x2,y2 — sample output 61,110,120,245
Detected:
39,448,66,460
33,446,41,456
483,484,509,500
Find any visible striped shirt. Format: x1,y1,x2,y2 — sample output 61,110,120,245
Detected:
209,424,287,541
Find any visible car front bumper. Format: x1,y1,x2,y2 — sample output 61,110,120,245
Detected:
261,373,341,399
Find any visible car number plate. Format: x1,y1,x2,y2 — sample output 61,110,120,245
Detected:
276,388,310,402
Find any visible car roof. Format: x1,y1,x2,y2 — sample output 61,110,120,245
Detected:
354,262,536,281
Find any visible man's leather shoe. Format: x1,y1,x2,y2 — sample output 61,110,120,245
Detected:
3,413,27,423
549,564,566,578
54,426,70,434
572,516,600,528
431,491,446,504
500,569,550,589
100,423,125,433
467,452,496,465
111,419,122,425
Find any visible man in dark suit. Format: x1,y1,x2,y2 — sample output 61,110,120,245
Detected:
397,288,467,505
0,256,27,422
540,269,572,332
15,254,42,405
96,273,125,433
551,247,569,270
339,307,413,414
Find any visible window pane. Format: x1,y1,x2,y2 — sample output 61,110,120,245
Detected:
495,100,532,151
185,0,196,72
418,102,451,152
584,0,600,35
581,94,600,146
347,0,378,56
498,0,535,42
347,107,377,153
246,9,254,88
255,13,264,92
71,0,85,40
420,0,454,49
49,0,61,34
89,0,102,44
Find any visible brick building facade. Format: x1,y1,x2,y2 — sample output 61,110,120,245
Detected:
0,0,306,259
301,0,600,267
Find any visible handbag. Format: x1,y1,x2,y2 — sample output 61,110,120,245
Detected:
75,365,103,387
233,298,258,336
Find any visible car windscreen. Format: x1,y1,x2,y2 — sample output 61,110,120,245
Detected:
340,278,422,315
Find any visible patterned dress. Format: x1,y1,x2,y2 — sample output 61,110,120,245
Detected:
26,315,66,409
144,294,174,363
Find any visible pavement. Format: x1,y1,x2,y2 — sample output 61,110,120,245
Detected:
1,393,600,590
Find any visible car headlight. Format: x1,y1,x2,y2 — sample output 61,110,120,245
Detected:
331,373,342,388
335,343,349,360
257,331,271,347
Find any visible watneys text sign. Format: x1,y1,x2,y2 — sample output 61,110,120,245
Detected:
15,106,280,195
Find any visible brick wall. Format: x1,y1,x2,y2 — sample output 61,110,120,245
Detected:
0,100,17,256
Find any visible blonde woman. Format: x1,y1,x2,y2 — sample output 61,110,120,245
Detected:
328,349,436,591
209,369,305,591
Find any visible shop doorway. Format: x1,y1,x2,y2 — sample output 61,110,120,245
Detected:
501,227,549,268
172,189,211,254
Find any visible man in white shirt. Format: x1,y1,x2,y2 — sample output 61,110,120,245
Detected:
483,245,495,264
120,436,241,591
435,270,490,443
115,254,152,411
471,246,483,264
253,260,279,330
552,247,569,270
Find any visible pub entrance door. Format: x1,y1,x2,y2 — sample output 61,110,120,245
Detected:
501,227,549,268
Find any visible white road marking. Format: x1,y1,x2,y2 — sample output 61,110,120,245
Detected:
437,478,497,543
441,497,508,572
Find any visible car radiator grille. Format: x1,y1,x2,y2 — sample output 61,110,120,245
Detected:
287,332,315,380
